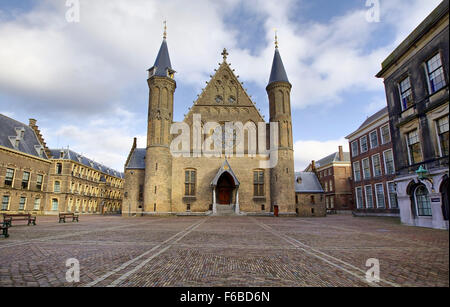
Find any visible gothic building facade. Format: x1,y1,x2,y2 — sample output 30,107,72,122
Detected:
123,35,298,216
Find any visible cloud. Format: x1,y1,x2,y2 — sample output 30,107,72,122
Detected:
40,107,147,171
294,137,348,171
0,0,442,171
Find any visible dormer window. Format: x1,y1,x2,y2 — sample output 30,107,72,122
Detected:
15,127,25,140
60,151,64,159
296,177,302,184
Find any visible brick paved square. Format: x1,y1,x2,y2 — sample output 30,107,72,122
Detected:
0,215,448,287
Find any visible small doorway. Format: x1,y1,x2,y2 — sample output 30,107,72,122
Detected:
216,172,235,205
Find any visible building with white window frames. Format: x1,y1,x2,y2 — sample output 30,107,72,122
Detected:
346,107,399,217
376,1,449,229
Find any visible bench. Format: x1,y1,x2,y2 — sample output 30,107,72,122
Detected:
3,213,36,227
0,222,9,238
327,209,337,215
59,213,79,223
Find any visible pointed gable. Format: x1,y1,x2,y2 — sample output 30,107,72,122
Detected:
211,160,240,187
183,51,265,125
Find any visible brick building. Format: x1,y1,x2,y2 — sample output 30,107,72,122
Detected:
306,146,353,212
346,107,399,217
294,172,326,217
376,0,449,229
0,114,124,215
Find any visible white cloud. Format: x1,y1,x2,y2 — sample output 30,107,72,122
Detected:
0,0,442,171
294,137,348,171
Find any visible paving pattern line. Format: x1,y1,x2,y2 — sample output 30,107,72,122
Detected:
251,218,400,287
0,219,161,250
85,218,207,287
293,218,433,249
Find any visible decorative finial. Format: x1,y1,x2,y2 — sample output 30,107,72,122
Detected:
221,48,229,62
274,29,278,49
163,20,167,39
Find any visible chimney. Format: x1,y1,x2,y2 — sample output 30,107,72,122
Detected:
339,146,344,161
311,160,316,172
133,137,137,149
29,118,37,127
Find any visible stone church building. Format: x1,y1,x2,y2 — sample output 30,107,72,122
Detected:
123,33,298,216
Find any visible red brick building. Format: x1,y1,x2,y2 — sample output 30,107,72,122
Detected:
346,107,399,216
305,146,353,212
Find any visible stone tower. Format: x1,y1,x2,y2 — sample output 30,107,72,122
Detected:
266,42,296,214
144,30,176,214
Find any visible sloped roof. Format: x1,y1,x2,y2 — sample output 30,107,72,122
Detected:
295,172,324,193
316,151,350,168
125,148,146,170
357,107,388,130
149,39,173,77
0,114,48,159
268,48,289,85
49,148,124,179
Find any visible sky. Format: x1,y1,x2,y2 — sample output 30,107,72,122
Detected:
0,0,443,171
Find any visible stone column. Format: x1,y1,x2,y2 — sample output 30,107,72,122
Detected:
213,188,217,215
430,193,446,229
235,189,240,215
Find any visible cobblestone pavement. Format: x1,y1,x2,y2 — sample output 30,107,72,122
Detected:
0,215,448,287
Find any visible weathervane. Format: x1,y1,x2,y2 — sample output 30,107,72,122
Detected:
163,20,167,39
274,28,279,49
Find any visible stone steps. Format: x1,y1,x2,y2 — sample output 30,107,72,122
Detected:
215,204,236,216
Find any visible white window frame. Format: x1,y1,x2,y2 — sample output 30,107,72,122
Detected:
406,129,423,166
372,154,382,178
19,197,27,211
424,52,446,95
398,76,414,111
362,158,371,179
414,186,432,217
355,187,363,209
380,124,391,144
1,195,10,211
353,161,361,182
5,168,15,188
383,149,395,175
33,198,41,211
365,185,374,209
375,183,385,209
386,181,398,209
360,136,368,153
369,130,379,149
351,141,359,157
52,199,59,211
435,116,449,157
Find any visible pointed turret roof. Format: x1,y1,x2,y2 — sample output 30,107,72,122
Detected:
268,48,289,85
149,39,174,77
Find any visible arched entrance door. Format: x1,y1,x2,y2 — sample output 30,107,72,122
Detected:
216,172,236,205
441,179,449,221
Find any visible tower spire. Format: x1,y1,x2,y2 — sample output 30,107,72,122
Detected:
148,23,175,78
268,31,289,85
